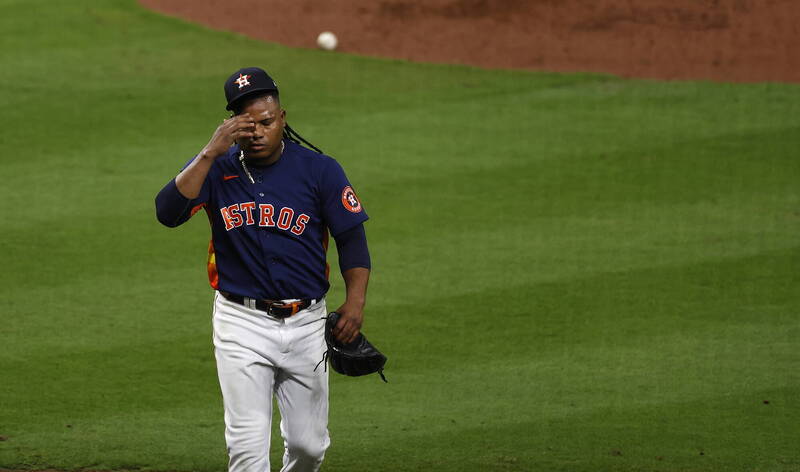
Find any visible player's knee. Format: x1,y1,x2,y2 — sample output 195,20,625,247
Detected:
285,436,328,462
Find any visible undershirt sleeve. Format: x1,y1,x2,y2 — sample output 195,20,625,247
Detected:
333,223,371,272
154,156,211,227
155,178,198,227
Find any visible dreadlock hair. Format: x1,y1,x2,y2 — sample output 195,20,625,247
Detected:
283,123,322,154
232,91,323,154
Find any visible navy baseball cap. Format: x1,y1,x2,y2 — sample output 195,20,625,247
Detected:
224,67,279,111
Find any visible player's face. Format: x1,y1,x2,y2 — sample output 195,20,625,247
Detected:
236,95,286,161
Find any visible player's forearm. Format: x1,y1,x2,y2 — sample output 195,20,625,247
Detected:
333,266,369,344
175,150,216,199
341,267,369,308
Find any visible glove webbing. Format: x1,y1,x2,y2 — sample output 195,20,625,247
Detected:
314,350,387,383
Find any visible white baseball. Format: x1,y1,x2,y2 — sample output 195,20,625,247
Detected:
316,31,338,51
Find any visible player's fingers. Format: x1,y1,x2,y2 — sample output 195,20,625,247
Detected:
226,121,254,135
233,116,255,127
231,125,255,137
231,115,255,126
345,329,359,344
333,317,347,337
222,115,251,127
231,130,254,140
336,319,354,343
343,323,355,341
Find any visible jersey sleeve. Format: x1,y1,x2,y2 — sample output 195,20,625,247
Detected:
154,156,211,227
319,157,368,237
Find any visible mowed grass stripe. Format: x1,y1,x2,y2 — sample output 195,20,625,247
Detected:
4,243,797,359
3,247,797,469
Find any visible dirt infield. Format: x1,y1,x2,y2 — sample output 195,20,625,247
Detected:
140,0,799,83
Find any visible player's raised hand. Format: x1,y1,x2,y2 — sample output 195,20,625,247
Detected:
202,115,255,159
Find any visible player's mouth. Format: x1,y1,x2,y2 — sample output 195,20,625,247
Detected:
248,143,268,151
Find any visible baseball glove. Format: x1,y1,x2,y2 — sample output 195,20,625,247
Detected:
319,311,387,382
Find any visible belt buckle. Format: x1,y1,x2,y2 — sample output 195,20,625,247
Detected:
266,303,278,317
267,302,288,318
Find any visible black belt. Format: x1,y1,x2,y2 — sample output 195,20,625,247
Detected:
220,291,316,318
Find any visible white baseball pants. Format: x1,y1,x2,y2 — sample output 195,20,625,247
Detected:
212,291,330,472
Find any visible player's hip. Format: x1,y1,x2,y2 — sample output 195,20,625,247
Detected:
212,291,327,364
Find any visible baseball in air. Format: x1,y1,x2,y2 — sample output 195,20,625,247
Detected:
316,31,338,51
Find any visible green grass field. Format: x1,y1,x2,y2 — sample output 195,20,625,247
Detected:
1,1,799,471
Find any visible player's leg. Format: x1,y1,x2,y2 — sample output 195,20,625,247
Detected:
274,301,330,472
213,292,280,472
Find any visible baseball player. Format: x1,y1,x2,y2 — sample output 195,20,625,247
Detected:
154,66,371,472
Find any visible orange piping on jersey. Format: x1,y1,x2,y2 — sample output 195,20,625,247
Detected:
190,202,206,217
322,226,330,280
203,206,219,290
207,239,219,289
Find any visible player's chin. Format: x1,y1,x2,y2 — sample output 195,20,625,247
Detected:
243,144,273,159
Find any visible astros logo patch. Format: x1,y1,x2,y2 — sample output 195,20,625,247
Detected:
235,73,251,89
341,186,362,213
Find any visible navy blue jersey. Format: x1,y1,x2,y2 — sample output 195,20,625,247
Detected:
177,140,368,299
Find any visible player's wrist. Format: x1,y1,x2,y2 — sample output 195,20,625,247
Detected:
199,147,223,161
342,298,366,311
